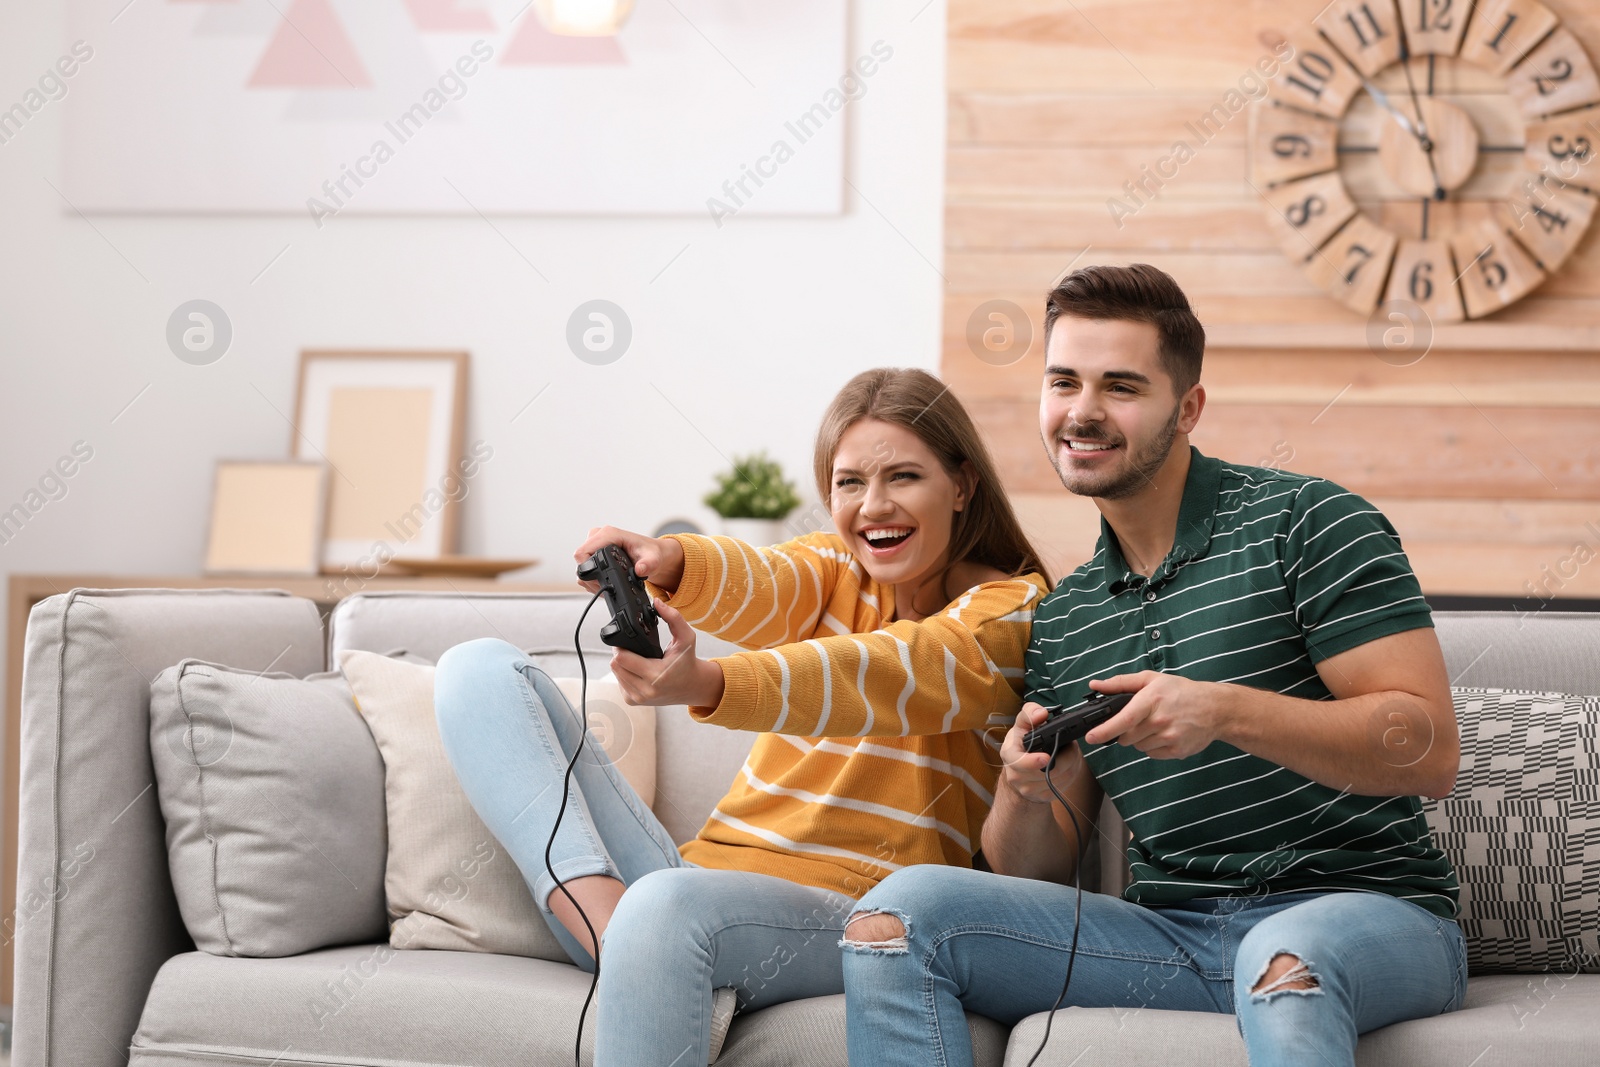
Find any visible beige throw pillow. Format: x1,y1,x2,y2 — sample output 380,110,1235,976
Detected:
551,675,657,808
336,649,657,959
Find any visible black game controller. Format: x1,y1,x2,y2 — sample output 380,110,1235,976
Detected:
576,545,664,659
1023,691,1134,763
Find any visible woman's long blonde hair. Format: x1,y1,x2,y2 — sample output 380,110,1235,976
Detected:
812,368,1051,587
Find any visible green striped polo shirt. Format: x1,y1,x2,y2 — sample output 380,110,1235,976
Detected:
1025,447,1460,919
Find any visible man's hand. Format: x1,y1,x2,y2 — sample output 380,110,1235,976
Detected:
1082,671,1230,760
984,701,1104,884
573,526,686,594
1075,629,1459,799
608,601,725,708
1000,702,1094,803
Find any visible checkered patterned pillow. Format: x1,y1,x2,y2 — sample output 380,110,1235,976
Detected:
1420,688,1600,975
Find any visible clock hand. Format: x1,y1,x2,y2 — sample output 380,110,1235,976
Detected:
1398,55,1448,202
1399,48,1429,132
1360,76,1431,149
1360,75,1447,201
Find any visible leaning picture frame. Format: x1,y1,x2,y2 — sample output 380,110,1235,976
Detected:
203,460,328,577
291,350,468,569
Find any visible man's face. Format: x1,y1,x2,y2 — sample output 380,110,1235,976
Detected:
1038,316,1190,500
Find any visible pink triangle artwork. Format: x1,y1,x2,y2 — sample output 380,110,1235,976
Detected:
247,0,374,89
501,13,627,66
404,0,496,32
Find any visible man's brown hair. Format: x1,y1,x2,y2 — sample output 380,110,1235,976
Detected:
1043,263,1205,395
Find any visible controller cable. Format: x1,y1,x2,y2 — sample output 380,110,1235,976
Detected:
1024,733,1086,1067
546,590,606,1067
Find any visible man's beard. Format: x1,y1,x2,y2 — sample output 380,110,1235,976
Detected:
1043,402,1182,500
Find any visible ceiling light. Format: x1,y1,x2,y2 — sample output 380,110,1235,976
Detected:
532,0,635,36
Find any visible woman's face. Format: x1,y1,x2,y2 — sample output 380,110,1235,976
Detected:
829,418,973,590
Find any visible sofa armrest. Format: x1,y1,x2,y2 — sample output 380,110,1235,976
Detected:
13,589,325,1067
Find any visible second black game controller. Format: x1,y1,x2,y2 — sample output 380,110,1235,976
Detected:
576,544,664,659
1022,691,1134,763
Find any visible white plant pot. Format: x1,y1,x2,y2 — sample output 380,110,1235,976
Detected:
720,517,786,547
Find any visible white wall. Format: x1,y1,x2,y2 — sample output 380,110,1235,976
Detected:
0,2,948,702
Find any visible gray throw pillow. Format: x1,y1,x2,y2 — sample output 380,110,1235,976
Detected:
149,659,388,957
1422,687,1600,975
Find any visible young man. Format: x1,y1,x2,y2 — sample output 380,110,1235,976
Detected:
838,264,1466,1067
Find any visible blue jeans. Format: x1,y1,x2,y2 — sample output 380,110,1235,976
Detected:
841,865,1467,1067
435,637,855,1067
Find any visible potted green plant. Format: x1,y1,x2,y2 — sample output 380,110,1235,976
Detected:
704,452,801,546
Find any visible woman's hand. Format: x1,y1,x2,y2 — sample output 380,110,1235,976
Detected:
998,702,1091,804
609,601,726,708
573,526,686,594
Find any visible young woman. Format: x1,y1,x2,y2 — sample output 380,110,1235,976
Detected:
433,368,1051,1066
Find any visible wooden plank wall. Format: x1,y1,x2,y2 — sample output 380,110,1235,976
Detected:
943,0,1600,600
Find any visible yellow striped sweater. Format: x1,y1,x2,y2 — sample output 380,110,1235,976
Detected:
647,532,1048,900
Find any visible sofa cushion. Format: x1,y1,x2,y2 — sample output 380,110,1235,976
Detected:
131,945,596,1066
147,659,388,957
1006,974,1600,1065
1422,688,1600,975
326,590,748,844
549,673,657,808
15,588,327,1067
338,649,568,961
714,994,1008,1067
1434,611,1600,697
130,947,1011,1067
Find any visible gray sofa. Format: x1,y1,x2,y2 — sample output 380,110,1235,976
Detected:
13,587,1598,1066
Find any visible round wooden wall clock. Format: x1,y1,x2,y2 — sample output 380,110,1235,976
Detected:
1252,0,1600,320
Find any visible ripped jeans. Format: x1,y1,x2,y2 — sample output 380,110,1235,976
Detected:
841,866,1466,1067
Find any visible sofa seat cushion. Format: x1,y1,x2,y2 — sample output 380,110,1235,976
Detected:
1005,974,1600,1066
713,993,1008,1067
131,948,1011,1067
133,945,595,1066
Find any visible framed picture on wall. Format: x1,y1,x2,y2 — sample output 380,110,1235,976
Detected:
291,350,467,568
63,1,847,216
203,460,328,576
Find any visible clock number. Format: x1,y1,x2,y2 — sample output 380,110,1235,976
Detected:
1344,3,1388,48
1271,134,1313,158
1485,13,1518,53
1530,203,1571,233
1286,52,1338,101
1408,260,1435,303
1549,134,1592,162
1534,57,1575,96
1285,194,1327,227
1342,244,1374,284
1478,247,1509,289
1416,0,1452,32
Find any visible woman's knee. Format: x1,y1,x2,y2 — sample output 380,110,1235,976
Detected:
434,637,530,736
603,868,720,955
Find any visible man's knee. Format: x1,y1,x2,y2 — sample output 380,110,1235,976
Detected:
842,909,908,952
842,865,997,955
1249,952,1320,998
